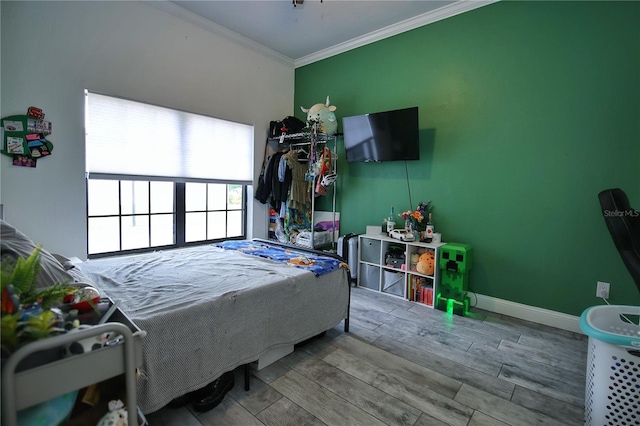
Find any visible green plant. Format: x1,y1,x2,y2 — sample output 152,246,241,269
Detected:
1,246,73,309
1,313,22,354
25,282,74,310
1,247,74,356
20,310,64,342
0,245,42,297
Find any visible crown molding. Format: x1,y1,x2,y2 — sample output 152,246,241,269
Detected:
144,0,295,68
146,0,498,70
294,0,500,68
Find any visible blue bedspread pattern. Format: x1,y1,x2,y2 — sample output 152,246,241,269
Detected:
216,240,346,276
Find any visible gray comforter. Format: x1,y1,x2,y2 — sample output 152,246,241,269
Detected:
77,244,349,414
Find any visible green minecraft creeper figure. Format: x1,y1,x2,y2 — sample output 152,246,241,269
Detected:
437,243,473,315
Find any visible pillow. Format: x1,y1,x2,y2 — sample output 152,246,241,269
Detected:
1,220,74,289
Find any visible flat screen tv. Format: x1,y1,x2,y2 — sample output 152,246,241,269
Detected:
342,107,419,163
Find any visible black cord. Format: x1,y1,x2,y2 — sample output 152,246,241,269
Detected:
405,161,413,210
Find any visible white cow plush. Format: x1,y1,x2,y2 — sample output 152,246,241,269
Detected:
300,96,338,136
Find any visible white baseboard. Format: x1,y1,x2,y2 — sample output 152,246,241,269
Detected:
474,294,582,334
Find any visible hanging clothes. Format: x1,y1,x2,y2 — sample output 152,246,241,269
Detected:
285,150,310,211
260,151,282,208
279,157,292,219
284,202,312,237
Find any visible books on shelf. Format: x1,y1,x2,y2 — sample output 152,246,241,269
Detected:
408,275,433,305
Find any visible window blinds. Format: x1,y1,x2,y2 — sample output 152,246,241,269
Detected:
85,91,254,183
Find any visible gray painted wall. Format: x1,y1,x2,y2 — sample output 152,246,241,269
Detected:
1,1,294,257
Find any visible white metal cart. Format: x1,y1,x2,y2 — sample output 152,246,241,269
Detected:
2,308,144,426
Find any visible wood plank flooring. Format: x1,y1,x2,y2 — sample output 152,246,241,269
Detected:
145,287,587,426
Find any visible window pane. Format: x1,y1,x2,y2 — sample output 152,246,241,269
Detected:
186,182,206,211
121,215,150,250
151,214,174,246
186,212,206,242
207,212,226,239
207,184,226,210
87,176,245,256
228,185,243,210
150,181,174,213
88,217,120,254
88,179,119,216
121,180,149,215
227,210,243,237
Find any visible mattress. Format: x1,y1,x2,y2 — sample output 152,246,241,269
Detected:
76,243,349,414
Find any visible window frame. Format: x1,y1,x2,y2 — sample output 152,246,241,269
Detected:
86,173,247,259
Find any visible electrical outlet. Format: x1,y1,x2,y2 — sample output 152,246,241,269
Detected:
596,281,610,299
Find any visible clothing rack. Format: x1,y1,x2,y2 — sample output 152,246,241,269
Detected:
265,130,339,250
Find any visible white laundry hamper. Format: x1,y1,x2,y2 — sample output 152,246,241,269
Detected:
579,305,640,426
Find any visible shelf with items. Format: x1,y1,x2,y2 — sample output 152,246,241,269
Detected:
356,233,444,307
1,305,145,426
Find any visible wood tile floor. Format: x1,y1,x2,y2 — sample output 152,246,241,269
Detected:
145,286,588,426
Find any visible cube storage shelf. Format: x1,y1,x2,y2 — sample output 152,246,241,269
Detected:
357,234,444,307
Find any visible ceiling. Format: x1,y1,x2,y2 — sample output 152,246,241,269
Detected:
152,0,496,67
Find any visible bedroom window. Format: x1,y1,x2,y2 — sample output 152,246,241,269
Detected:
85,91,253,257
185,182,244,242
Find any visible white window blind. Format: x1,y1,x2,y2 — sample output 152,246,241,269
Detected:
85,91,253,183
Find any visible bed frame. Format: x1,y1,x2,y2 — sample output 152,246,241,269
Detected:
242,239,352,391
252,238,351,333
75,239,352,413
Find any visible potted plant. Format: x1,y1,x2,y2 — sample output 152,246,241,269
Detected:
1,246,74,368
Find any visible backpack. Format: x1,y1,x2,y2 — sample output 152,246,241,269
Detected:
282,116,305,134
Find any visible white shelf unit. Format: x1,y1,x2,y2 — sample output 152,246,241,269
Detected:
357,234,445,307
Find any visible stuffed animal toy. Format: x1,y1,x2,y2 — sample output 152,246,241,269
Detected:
416,251,435,276
97,400,128,426
300,96,338,136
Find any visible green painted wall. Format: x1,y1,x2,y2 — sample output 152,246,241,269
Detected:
295,1,640,315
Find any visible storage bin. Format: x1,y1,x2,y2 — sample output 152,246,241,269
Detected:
359,264,380,291
579,305,640,426
382,270,404,297
360,238,381,264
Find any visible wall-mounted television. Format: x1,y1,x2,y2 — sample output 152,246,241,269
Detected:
342,106,419,163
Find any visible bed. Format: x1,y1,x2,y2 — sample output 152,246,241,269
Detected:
73,239,351,414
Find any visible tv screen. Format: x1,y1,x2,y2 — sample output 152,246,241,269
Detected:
343,107,419,163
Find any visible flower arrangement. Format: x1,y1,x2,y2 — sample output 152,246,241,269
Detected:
399,201,431,231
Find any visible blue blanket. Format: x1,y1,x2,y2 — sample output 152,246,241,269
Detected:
216,240,347,276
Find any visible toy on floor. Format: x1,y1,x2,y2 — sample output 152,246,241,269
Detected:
97,400,128,426
436,243,473,315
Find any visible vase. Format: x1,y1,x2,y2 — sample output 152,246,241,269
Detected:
404,219,413,233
